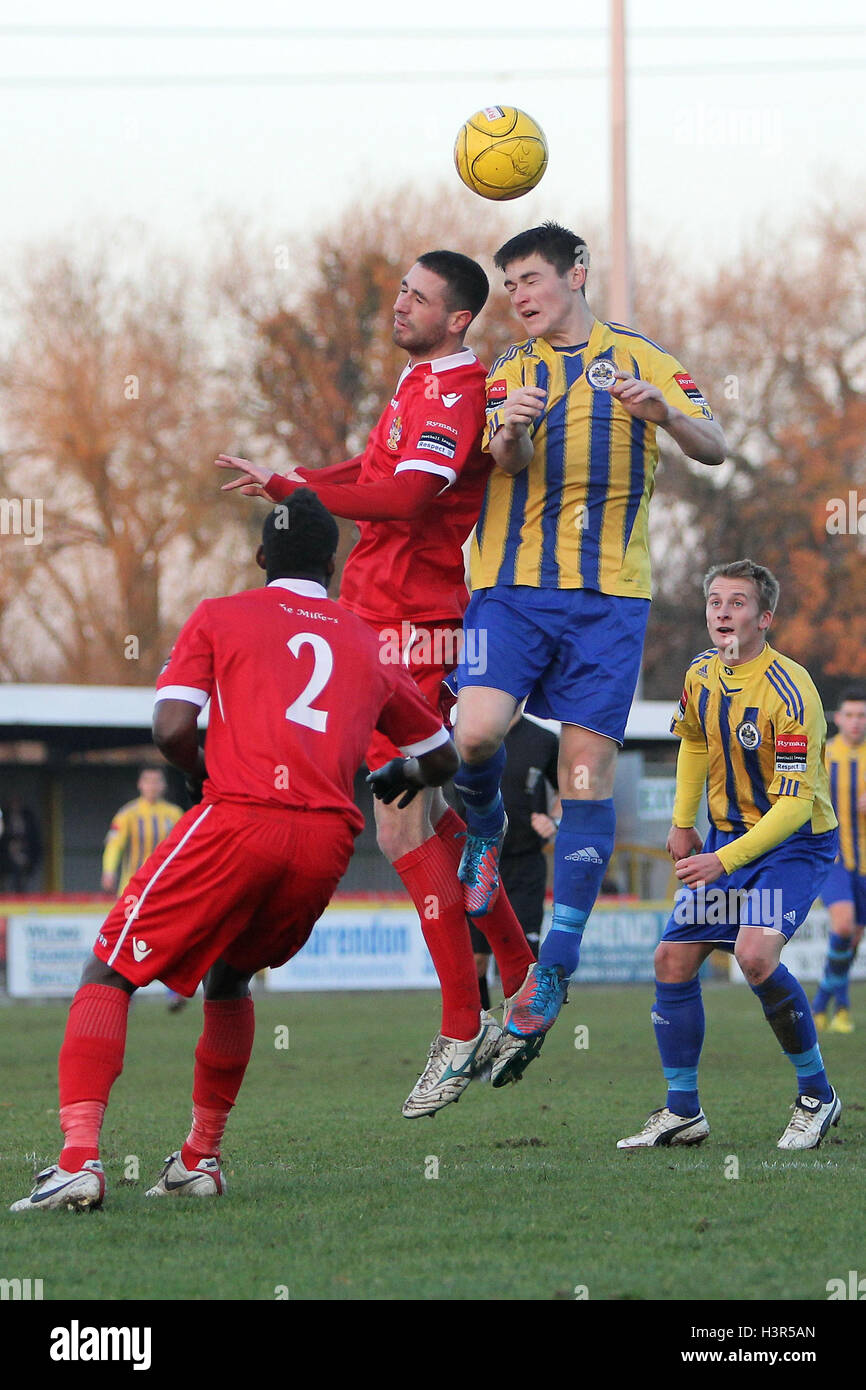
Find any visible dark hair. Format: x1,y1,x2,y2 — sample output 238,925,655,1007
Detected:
493,221,590,284
261,490,339,581
838,687,866,707
416,250,489,320
702,559,780,615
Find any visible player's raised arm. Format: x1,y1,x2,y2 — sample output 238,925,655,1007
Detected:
487,386,547,476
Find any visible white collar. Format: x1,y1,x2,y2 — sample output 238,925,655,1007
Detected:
396,347,477,392
267,578,328,598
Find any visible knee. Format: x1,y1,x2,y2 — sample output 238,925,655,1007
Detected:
734,940,775,987
80,954,136,994
654,942,693,983
455,726,502,764
203,959,252,1000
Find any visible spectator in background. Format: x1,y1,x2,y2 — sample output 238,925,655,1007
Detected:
0,795,42,892
102,766,184,1011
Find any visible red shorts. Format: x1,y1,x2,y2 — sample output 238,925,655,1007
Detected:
93,800,355,995
363,619,462,771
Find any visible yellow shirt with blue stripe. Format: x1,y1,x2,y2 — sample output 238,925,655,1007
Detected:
102,796,183,894
825,734,866,875
473,320,714,597
671,644,837,874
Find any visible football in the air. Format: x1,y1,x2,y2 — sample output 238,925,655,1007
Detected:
454,106,548,201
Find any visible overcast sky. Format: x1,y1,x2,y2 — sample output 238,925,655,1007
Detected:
2,1,865,269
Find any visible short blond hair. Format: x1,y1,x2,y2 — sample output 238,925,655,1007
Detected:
703,559,779,615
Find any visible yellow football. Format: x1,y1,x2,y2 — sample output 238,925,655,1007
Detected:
454,106,548,201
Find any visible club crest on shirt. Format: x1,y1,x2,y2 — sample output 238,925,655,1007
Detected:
736,720,761,750
585,357,618,390
387,415,403,451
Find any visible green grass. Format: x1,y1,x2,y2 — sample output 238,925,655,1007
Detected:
0,983,863,1302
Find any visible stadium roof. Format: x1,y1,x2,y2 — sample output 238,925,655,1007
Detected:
0,684,675,747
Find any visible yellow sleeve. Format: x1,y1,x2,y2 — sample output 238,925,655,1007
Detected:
715,797,813,875
102,810,129,877
482,352,528,450
672,738,709,828
649,348,714,422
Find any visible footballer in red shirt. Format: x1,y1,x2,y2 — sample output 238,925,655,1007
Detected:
10,493,459,1213
216,252,535,1120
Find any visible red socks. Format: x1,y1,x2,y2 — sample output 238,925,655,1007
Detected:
393,834,480,1041
182,997,255,1165
58,983,131,1172
434,807,535,997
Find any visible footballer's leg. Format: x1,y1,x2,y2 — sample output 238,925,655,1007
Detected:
10,955,135,1212
452,684,518,916
430,786,535,1002
736,926,841,1149
503,727,617,1044
147,959,253,1199
813,892,862,1033
375,788,502,1116
617,940,714,1149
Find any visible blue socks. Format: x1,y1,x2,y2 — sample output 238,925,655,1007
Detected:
751,964,833,1102
538,799,615,976
652,979,705,1118
812,932,857,1013
454,748,507,837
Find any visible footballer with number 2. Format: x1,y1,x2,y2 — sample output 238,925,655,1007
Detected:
11,494,458,1212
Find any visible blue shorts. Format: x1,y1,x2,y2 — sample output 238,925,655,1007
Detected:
457,586,650,744
661,825,839,948
822,859,866,923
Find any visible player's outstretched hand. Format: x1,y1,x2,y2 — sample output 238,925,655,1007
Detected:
609,373,672,425
215,453,275,496
366,757,424,808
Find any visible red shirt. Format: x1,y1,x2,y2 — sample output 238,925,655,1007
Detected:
267,349,491,625
155,579,450,833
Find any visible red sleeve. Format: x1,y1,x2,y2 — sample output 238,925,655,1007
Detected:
295,455,364,485
154,603,213,708
376,664,452,756
266,468,443,521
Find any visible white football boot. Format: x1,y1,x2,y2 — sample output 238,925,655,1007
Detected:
776,1090,841,1150
145,1151,225,1197
402,1011,502,1118
617,1107,710,1149
10,1159,105,1212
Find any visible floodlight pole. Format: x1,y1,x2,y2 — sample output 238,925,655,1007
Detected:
610,0,631,325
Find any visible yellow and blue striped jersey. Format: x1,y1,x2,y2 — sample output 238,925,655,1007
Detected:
671,644,837,837
472,320,714,597
825,734,866,874
102,796,183,893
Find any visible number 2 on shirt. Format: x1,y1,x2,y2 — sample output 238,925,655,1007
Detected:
285,632,333,732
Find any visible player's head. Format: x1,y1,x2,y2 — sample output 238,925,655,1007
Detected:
138,766,166,802
493,222,590,339
835,687,866,745
257,490,339,588
393,252,488,357
702,559,779,664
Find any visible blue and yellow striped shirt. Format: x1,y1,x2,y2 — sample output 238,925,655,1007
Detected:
671,644,837,838
102,796,183,894
825,734,866,874
473,320,714,597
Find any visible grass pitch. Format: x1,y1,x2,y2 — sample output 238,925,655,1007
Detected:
0,983,862,1302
